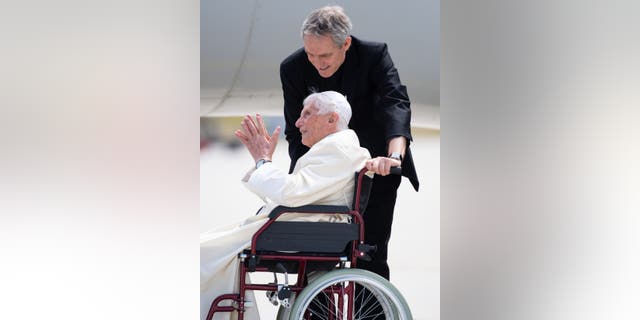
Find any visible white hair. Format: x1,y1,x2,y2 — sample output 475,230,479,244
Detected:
303,91,352,130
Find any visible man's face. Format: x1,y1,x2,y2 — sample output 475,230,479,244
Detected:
303,34,351,78
295,103,333,147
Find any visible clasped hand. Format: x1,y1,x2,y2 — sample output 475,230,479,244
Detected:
365,157,401,176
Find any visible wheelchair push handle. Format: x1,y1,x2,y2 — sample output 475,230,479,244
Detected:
365,166,401,176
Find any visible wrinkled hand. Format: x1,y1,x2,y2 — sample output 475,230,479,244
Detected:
234,114,281,163
365,157,401,176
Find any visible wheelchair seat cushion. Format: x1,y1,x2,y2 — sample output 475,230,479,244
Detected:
255,221,359,253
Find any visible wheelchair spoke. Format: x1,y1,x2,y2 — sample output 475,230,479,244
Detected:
307,292,335,318
301,280,390,320
306,283,347,319
290,269,413,320
354,286,385,319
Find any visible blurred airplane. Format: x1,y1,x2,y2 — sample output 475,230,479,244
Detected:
200,0,440,147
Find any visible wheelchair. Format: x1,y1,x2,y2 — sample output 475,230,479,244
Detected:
206,168,412,320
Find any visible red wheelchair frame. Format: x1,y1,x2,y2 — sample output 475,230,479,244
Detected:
206,168,375,320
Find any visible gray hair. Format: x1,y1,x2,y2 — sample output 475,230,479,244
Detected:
301,5,352,47
303,91,352,130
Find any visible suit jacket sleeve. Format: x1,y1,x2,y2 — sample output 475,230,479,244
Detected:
369,43,413,143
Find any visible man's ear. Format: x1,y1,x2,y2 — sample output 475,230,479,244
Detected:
328,112,339,124
343,36,352,51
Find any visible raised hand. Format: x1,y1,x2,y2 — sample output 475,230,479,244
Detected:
234,114,281,163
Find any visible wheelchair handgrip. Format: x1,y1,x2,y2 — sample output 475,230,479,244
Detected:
390,166,402,175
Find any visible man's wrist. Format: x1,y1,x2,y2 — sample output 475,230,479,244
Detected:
255,158,272,169
388,152,403,162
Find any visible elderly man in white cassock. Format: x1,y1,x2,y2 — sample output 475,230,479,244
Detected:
200,91,371,320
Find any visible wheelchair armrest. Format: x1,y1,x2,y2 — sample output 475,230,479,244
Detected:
268,205,351,219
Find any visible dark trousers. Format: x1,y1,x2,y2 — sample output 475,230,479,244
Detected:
357,174,402,280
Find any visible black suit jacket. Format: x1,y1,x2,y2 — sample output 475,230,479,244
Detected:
280,36,419,191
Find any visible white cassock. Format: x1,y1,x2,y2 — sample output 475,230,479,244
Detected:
200,129,371,320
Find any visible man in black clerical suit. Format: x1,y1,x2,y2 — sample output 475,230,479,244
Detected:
280,5,419,280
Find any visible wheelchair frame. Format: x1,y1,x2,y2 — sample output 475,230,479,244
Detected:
205,168,411,320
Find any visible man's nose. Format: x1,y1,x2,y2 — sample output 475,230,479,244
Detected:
295,118,302,128
312,57,324,67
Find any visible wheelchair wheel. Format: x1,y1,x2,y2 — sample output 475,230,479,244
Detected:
287,269,412,320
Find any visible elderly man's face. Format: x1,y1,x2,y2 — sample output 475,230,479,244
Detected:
295,103,334,147
303,34,351,78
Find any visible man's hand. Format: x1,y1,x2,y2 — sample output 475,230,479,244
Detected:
234,114,281,163
365,157,401,176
